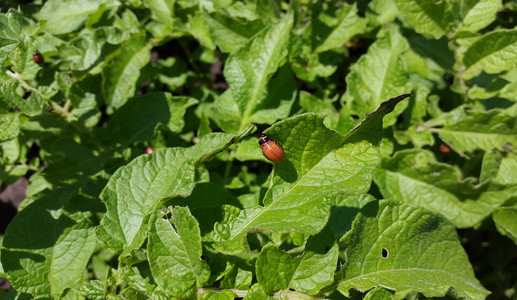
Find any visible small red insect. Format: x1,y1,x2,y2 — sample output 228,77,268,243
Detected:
440,142,451,154
33,52,44,64
145,147,155,154
258,134,285,163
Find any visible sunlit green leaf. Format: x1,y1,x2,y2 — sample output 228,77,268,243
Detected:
463,29,517,78
393,0,455,38
338,201,489,299
148,207,210,298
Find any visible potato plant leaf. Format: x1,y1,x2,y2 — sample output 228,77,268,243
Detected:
224,10,294,130
458,0,502,33
36,0,112,35
1,189,96,298
213,96,408,254
393,0,455,38
204,12,264,53
96,130,250,254
313,3,366,54
147,206,210,299
109,92,199,143
144,0,175,28
255,229,338,294
463,29,517,78
96,148,196,254
341,28,410,127
493,206,517,245
374,149,517,228
433,109,517,156
338,200,490,299
0,10,35,68
103,32,152,109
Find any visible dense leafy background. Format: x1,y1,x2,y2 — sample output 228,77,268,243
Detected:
1,0,516,299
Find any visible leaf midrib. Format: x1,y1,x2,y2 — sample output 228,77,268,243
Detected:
228,144,370,240
240,18,291,130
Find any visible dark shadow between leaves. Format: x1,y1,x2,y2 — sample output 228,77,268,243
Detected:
329,205,360,239
166,182,243,236
2,189,77,250
275,159,298,183
0,250,46,271
360,200,380,218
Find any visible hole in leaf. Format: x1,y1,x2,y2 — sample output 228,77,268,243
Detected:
23,91,31,99
381,248,388,258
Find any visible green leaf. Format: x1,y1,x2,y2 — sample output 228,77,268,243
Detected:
364,287,396,299
0,10,35,68
459,0,502,33
58,30,105,71
243,284,273,299
1,189,97,298
103,33,152,109
204,11,264,53
212,97,407,253
338,200,489,299
0,71,46,141
313,3,366,53
96,130,248,254
494,154,517,185
328,194,376,239
224,10,294,130
493,206,517,245
125,261,170,300
39,138,107,185
189,11,216,51
374,149,517,227
212,102,403,253
234,136,268,162
148,207,210,299
299,91,338,129
170,182,243,236
393,0,455,38
433,109,517,156
463,29,517,78
256,244,299,293
0,114,20,141
96,149,196,254
341,28,410,127
110,92,198,143
36,0,113,35
406,33,455,72
144,0,175,28
255,231,337,294
0,73,46,117
246,64,296,125
188,127,254,168
199,290,237,300
366,0,399,26
206,90,242,134
289,229,338,294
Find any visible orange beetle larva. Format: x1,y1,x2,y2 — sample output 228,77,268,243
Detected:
258,134,285,163
33,52,44,64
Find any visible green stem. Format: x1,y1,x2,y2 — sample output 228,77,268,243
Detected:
6,70,74,119
6,70,105,149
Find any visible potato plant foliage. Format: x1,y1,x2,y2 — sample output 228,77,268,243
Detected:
1,0,517,299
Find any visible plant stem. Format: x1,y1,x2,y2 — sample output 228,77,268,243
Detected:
5,70,74,119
